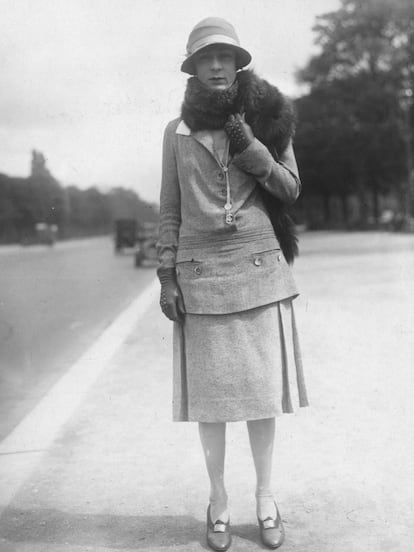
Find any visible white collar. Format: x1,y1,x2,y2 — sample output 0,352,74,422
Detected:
176,120,191,136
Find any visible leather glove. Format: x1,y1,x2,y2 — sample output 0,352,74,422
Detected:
224,113,254,154
157,267,185,322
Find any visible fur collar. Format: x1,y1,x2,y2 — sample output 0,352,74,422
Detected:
181,70,296,156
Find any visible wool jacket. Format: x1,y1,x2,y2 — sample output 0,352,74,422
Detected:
157,117,301,314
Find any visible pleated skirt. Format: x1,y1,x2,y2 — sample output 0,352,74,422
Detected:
172,298,309,422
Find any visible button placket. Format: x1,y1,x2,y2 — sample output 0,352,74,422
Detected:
212,141,234,226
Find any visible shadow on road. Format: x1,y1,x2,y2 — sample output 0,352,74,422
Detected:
0,508,204,549
0,507,266,549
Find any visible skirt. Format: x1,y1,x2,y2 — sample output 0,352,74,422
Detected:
172,298,309,422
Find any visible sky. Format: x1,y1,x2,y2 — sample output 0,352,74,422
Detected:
0,0,341,203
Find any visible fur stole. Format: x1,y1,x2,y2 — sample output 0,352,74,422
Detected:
181,70,299,264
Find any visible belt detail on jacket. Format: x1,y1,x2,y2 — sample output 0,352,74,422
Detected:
178,227,276,250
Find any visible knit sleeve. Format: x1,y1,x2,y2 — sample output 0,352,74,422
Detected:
157,121,181,269
232,139,301,205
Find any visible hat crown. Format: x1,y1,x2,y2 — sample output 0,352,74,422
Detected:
181,17,251,75
186,17,240,55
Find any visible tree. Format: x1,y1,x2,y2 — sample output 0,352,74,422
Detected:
295,81,359,226
108,187,159,224
0,151,159,244
28,150,67,231
300,0,414,87
65,185,111,236
297,0,414,223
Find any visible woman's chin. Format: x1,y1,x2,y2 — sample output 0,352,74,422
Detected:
202,78,231,91
208,83,230,91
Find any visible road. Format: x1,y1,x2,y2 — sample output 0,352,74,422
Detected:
0,231,414,551
0,237,156,440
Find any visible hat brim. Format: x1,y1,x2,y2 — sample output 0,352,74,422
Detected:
181,42,252,75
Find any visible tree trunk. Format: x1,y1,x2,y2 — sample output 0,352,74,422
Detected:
340,194,349,226
355,169,369,228
322,193,331,226
403,96,414,220
372,183,380,224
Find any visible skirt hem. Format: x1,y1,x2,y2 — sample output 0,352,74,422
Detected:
173,403,309,423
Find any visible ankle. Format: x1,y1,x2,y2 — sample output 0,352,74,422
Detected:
210,488,228,504
256,492,276,521
209,493,229,523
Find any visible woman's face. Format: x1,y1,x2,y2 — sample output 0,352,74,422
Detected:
194,45,237,90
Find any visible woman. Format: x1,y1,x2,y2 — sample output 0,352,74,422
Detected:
157,17,308,551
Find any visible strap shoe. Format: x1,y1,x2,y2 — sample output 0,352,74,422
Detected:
206,504,232,551
257,502,285,549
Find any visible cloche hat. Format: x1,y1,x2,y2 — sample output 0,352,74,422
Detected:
181,17,252,75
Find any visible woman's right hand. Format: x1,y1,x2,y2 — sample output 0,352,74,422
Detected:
225,113,254,154
157,267,185,322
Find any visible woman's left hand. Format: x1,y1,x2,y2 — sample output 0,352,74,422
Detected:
224,113,254,154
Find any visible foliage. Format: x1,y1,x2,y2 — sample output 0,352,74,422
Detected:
0,151,159,244
295,0,414,226
300,0,414,90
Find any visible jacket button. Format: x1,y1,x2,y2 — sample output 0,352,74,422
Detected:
254,256,262,266
194,266,202,275
218,172,224,181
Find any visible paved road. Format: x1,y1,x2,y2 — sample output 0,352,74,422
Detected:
0,231,413,551
0,237,156,440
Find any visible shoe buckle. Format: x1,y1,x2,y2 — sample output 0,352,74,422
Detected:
263,518,277,529
213,522,226,533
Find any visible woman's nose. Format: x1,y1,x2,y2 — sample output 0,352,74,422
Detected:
210,55,222,70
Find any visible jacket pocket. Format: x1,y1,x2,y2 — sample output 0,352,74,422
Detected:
249,248,283,269
176,259,204,279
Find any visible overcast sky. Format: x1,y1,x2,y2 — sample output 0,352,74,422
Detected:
0,0,340,203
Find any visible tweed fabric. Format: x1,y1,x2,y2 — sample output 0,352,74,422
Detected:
172,299,309,422
157,121,300,313
176,232,298,314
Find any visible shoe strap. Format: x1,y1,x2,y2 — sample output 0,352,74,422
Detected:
213,521,227,533
263,518,277,529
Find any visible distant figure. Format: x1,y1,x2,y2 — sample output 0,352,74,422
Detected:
157,17,308,551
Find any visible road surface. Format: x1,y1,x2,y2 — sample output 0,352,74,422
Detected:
0,231,413,551
0,237,155,440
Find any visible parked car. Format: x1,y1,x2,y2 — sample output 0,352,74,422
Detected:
114,219,138,253
113,218,158,266
134,221,159,267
